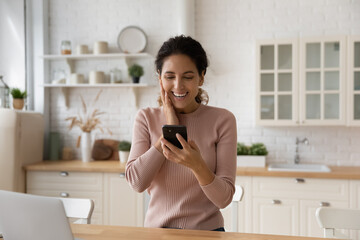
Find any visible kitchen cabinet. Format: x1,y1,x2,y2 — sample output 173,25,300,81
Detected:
256,36,348,126
103,173,144,227
256,39,299,126
299,36,347,125
350,180,360,239
347,36,360,126
26,170,144,226
228,176,351,237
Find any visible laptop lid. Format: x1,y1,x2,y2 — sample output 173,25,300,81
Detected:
0,190,74,240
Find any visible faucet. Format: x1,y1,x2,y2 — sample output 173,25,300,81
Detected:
294,137,309,164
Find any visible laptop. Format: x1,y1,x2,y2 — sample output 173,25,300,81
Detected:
0,190,81,240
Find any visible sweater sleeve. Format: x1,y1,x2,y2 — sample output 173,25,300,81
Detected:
125,109,166,193
200,111,237,209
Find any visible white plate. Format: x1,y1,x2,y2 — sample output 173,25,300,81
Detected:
117,26,147,53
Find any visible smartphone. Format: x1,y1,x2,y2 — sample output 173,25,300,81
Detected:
162,125,187,149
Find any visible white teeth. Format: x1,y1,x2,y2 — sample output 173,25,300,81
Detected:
172,92,187,97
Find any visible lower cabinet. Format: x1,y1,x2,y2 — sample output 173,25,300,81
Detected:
26,170,144,226
222,176,354,238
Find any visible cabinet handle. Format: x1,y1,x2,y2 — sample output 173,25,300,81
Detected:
119,173,125,178
295,178,305,183
60,171,69,177
272,199,281,205
60,192,69,198
319,202,330,207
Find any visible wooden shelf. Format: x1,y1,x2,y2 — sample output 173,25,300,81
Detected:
42,83,152,88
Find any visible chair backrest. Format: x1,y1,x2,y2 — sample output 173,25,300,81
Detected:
316,207,360,239
230,185,244,232
60,197,94,224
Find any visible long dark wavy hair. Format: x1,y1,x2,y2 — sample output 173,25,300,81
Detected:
155,35,209,105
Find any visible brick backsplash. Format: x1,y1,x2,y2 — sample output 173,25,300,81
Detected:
48,0,360,165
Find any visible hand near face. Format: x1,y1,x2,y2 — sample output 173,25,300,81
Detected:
160,80,179,125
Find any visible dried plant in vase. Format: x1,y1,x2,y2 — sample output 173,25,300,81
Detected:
65,90,112,162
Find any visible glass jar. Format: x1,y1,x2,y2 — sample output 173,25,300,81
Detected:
61,40,72,55
0,75,10,108
110,68,122,83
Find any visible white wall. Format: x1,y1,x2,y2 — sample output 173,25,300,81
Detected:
0,0,26,91
46,0,360,165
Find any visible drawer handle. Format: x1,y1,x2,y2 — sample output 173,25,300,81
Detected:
295,178,305,183
319,202,330,207
60,192,69,198
272,199,281,205
60,171,69,177
119,173,125,178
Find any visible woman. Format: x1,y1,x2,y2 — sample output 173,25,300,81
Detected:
125,35,237,231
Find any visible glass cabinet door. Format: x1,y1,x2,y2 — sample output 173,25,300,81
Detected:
301,37,346,125
348,37,360,125
257,40,298,125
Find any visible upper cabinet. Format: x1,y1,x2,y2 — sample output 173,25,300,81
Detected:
256,39,298,126
300,36,346,126
256,36,354,126
348,36,360,126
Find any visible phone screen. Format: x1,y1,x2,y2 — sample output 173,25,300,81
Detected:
162,125,187,149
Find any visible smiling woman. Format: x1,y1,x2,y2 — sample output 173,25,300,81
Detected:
125,35,237,232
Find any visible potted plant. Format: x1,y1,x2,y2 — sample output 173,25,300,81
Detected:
237,142,268,167
128,64,144,83
10,88,27,110
118,140,131,163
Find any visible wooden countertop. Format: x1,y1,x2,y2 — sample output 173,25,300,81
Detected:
24,160,360,180
71,224,330,240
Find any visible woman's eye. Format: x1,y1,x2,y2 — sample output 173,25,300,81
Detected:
165,76,175,80
184,76,193,80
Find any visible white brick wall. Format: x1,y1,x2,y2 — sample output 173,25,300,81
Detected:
48,0,360,165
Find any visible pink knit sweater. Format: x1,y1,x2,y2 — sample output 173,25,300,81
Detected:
125,104,237,230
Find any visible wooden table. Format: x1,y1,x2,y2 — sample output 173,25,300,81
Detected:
71,224,331,240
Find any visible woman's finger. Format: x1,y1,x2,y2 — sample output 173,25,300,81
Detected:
161,138,181,155
176,133,189,150
189,139,200,152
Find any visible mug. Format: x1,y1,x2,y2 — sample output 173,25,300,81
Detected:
89,71,105,84
76,45,89,54
93,41,108,54
69,73,85,84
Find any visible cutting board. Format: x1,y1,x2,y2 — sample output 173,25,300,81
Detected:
92,139,120,160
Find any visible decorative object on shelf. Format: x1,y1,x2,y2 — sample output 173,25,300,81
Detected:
62,147,73,160
128,64,144,83
118,140,131,163
70,73,85,84
52,69,66,84
76,44,89,54
237,142,268,167
0,75,10,108
117,26,147,53
110,68,122,83
93,41,108,54
49,132,61,161
92,139,120,160
89,71,105,84
65,90,112,162
60,40,72,55
10,88,27,110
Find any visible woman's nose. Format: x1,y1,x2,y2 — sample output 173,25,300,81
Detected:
174,77,183,89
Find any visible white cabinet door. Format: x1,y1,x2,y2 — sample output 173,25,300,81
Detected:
350,180,360,239
253,197,299,236
300,36,347,126
299,199,348,238
347,36,360,126
103,173,144,227
256,39,299,126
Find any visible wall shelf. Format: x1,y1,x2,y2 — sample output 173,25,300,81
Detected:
40,53,152,60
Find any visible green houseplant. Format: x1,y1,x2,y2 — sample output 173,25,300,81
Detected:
128,64,144,83
10,88,27,110
237,142,268,167
118,140,131,163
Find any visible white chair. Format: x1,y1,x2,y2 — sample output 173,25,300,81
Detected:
316,207,360,239
221,185,244,232
60,197,94,224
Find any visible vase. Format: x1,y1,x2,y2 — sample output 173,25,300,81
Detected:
132,77,140,83
13,99,24,110
118,151,130,163
81,132,92,162
236,155,266,167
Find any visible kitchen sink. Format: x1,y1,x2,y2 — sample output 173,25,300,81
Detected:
268,163,331,172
